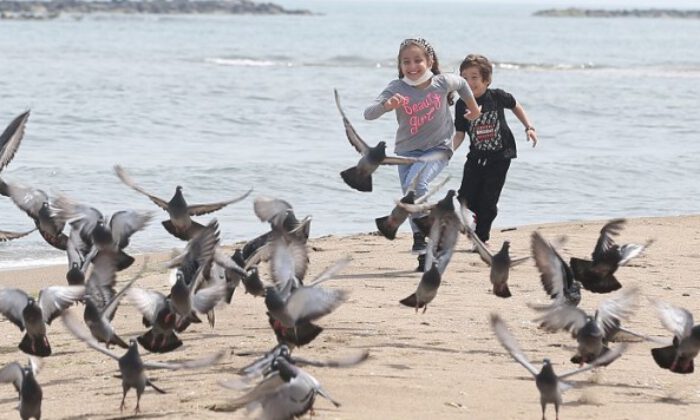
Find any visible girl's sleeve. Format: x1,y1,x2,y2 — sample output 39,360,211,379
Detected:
445,73,475,103
363,85,395,120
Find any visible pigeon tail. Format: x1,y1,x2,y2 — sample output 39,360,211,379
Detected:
651,346,694,373
115,250,135,271
399,293,425,309
268,317,323,347
19,333,51,357
137,329,183,353
161,219,205,241
147,379,167,394
340,166,372,192
493,282,512,298
110,333,129,349
375,215,399,240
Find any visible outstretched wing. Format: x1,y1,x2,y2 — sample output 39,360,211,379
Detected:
531,232,572,303
529,302,588,335
114,165,170,210
188,188,253,216
558,343,628,379
489,313,539,377
592,219,625,262
0,110,30,172
595,287,639,336
61,311,121,361
0,227,35,242
38,285,85,324
653,299,694,340
334,89,369,155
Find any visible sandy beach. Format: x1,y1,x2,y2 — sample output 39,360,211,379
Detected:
2,215,700,419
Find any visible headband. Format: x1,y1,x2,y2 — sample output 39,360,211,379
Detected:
400,38,435,60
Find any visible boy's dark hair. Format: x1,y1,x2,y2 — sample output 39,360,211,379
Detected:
459,54,493,85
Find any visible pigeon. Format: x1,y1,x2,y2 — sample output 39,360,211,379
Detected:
490,313,626,420
220,356,341,419
127,287,182,353
0,227,36,243
233,343,369,385
375,174,450,240
0,110,30,173
0,285,85,356
83,253,145,349
398,190,462,274
62,312,227,413
265,257,350,329
4,181,68,250
529,287,638,365
570,219,653,293
0,358,42,420
651,300,700,374
531,231,581,307
399,258,441,313
334,89,449,192
54,194,152,271
114,164,252,240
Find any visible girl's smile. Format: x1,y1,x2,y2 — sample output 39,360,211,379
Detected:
400,45,433,82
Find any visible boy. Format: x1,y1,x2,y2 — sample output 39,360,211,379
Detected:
452,54,538,246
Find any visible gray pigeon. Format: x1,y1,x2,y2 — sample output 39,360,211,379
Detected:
127,287,182,353
334,89,447,192
62,312,226,414
114,164,252,240
5,181,68,250
220,356,340,419
0,358,42,420
570,218,653,294
529,287,638,365
490,313,626,420
0,285,85,356
0,110,30,173
651,300,700,374
399,260,441,313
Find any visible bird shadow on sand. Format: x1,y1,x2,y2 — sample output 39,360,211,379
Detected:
0,396,17,404
337,270,418,280
358,341,492,356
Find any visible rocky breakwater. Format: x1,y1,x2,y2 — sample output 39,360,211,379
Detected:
0,0,313,19
534,8,700,19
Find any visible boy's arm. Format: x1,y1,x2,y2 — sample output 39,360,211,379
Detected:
452,131,466,151
512,102,538,147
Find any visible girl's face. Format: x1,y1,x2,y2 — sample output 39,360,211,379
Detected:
400,45,433,82
461,66,488,98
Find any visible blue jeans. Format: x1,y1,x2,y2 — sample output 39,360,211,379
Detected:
397,145,450,234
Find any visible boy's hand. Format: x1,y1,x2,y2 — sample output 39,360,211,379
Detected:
526,128,538,147
464,105,482,121
383,94,407,111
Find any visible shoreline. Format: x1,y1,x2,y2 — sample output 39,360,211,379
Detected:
2,214,700,419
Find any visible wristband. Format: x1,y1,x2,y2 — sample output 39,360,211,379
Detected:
525,126,535,132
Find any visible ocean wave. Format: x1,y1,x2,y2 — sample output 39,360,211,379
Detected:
205,57,281,67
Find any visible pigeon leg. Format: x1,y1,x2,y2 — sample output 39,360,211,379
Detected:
540,400,546,420
422,305,428,314
120,388,128,411
135,389,142,414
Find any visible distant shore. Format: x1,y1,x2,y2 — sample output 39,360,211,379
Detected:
534,8,700,19
0,0,313,20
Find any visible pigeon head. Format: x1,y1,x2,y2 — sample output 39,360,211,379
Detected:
400,190,416,204
272,357,298,382
66,263,85,285
264,287,285,312
436,190,456,211
690,325,700,341
92,220,113,247
38,202,52,218
368,141,388,161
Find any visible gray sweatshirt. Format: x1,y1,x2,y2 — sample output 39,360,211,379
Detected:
364,73,474,154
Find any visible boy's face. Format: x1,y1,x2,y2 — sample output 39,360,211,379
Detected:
461,66,488,98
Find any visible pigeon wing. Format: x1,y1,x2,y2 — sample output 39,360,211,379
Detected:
187,188,253,216
114,165,170,210
285,287,348,325
109,209,153,249
531,232,570,302
0,288,28,329
334,89,370,155
530,302,588,335
0,227,35,242
558,343,628,379
127,288,167,324
0,110,30,171
489,313,539,377
595,287,639,336
38,285,85,324
654,299,694,339
0,361,24,391
61,311,121,361
592,219,625,262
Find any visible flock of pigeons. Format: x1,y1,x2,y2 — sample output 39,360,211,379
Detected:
0,98,698,420
0,111,370,419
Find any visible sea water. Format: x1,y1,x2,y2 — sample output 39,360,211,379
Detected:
1,0,699,268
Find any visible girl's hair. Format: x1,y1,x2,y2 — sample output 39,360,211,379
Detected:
459,54,493,85
397,38,453,105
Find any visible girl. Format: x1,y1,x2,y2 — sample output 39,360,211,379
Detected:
364,38,481,271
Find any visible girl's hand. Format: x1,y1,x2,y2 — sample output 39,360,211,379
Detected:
464,105,482,121
383,94,407,111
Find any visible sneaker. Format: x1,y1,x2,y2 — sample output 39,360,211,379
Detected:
415,254,426,272
412,232,427,255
